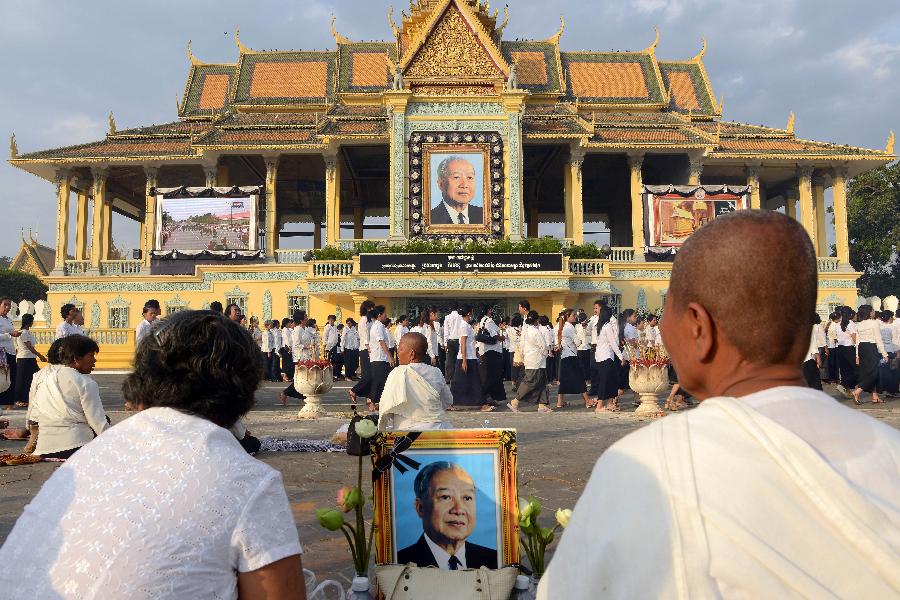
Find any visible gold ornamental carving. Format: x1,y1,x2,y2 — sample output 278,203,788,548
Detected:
405,4,501,80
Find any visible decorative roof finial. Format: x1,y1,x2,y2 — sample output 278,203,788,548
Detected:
644,27,660,54
108,112,117,136
718,95,724,115
887,130,895,154
20,227,25,243
691,37,707,62
496,4,509,36
9,133,17,159
547,15,565,44
187,39,204,66
786,111,795,134
388,6,399,40
330,14,351,45
235,26,251,53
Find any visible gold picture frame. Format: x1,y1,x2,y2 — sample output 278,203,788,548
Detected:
372,429,519,569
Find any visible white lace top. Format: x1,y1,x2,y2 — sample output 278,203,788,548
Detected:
0,407,302,599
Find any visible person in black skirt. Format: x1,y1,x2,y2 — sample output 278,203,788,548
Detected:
14,313,46,406
451,306,494,411
555,309,593,408
575,311,592,387
801,322,823,390
878,310,899,396
834,306,858,394
349,300,376,406
590,305,624,412
850,304,889,405
508,313,524,388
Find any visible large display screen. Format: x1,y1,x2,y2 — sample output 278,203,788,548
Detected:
646,189,747,247
155,196,257,252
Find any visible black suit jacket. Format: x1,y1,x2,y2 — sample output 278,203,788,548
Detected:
430,203,484,225
397,533,498,569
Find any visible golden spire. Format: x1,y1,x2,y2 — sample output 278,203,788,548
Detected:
718,95,724,115
546,15,565,44
235,26,252,54
9,133,17,159
496,4,509,36
187,39,204,66
887,130,895,154
644,27,660,54
108,112,117,136
691,37,707,63
786,112,795,134
388,6,399,39
330,14,351,44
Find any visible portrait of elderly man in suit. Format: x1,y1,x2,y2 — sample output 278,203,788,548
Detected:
397,461,498,569
429,155,484,226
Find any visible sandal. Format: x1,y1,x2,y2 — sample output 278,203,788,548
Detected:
556,401,568,409
537,405,553,413
481,405,496,412
278,392,287,406
506,400,520,413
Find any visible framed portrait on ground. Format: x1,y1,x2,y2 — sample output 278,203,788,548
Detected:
645,185,749,247
408,131,504,239
372,429,518,570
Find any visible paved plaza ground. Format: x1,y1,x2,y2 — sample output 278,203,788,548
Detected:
1,374,898,589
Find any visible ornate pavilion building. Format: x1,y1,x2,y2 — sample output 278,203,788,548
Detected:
9,0,895,366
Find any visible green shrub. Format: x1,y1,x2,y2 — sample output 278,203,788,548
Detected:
0,269,48,302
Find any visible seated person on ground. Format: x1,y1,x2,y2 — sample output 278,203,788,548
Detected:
0,310,306,600
23,337,66,454
27,335,108,459
378,332,453,431
539,211,900,599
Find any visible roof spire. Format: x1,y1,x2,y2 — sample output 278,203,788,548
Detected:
388,6,399,40
718,95,724,115
108,112,117,136
9,133,17,159
187,40,204,66
786,112,795,134
691,37,707,62
887,130,895,154
546,15,565,44
496,4,509,36
330,14,351,45
235,26,251,54
644,27,660,54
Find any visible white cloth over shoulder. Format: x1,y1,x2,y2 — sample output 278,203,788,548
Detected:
0,407,302,600
378,363,453,431
538,386,900,599
29,366,109,455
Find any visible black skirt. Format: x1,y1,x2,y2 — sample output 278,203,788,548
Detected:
857,342,881,393
14,357,39,405
589,358,619,400
879,352,899,394
369,360,392,403
558,355,587,394
451,359,483,407
802,358,822,391
577,350,592,382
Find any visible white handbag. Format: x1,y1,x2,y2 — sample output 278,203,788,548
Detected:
375,564,518,600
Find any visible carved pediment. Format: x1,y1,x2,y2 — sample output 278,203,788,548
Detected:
401,0,508,83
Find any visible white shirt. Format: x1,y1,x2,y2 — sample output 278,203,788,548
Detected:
855,319,887,357
424,531,468,570
623,322,639,342
575,323,590,351
395,324,410,343
507,326,521,354
439,200,474,225
458,320,477,360
280,326,292,349
29,366,108,455
369,319,390,363
15,329,36,359
559,322,578,359
341,326,360,350
541,325,555,352
521,323,549,370
0,314,16,354
323,323,339,351
825,321,839,348
836,320,856,347
476,316,501,354
259,328,271,352
55,320,82,341
647,325,661,347
411,324,439,359
135,318,154,345
358,315,370,351
291,325,313,361
0,407,302,600
814,323,827,348
806,326,820,362
595,322,624,363
586,315,599,345
444,311,462,342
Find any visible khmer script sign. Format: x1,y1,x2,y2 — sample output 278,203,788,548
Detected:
358,253,564,273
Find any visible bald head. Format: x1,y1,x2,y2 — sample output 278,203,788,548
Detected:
669,210,816,364
398,332,428,365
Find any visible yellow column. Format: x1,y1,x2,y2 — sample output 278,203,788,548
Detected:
74,180,90,260
745,166,761,209
89,168,107,270
53,169,72,272
784,192,797,219
831,167,850,264
101,200,113,260
564,150,585,244
264,157,279,258
324,152,341,247
353,207,364,239
688,154,703,185
628,154,645,259
798,166,816,249
143,166,158,267
812,173,827,256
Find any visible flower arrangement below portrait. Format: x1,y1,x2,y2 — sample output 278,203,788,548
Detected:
518,496,571,579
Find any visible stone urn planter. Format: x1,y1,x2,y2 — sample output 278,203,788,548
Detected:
629,364,669,416
295,362,333,419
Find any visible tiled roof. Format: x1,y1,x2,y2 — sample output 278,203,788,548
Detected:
318,119,388,137
561,52,665,105
232,51,336,106
583,111,686,126
712,137,880,156
214,112,319,127
338,43,397,93
193,128,320,148
589,126,708,147
500,41,562,94
110,120,209,138
523,117,591,137
694,120,792,137
659,62,717,115
180,64,236,118
17,137,196,160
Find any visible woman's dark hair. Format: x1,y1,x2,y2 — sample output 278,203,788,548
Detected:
510,314,523,327
346,317,357,327
281,317,291,328
293,309,306,323
368,305,386,321
459,304,472,317
813,313,821,325
46,337,65,365
307,318,317,328
881,310,894,321
596,306,614,335
359,300,375,317
524,310,539,326
122,310,263,428
419,308,433,328
538,315,550,327
618,309,636,344
60,303,76,319
57,335,100,365
209,301,223,313
518,300,531,311
840,306,853,331
857,304,873,321
21,313,34,328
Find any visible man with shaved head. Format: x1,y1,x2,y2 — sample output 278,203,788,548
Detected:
539,211,900,598
378,332,453,431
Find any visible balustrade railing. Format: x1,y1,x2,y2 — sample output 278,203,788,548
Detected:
275,250,308,264
30,328,132,345
311,261,354,277
100,260,143,275
609,247,636,262
337,239,388,251
63,260,90,275
568,259,607,276
817,257,840,272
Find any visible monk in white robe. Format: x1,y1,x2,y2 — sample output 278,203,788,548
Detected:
378,332,453,431
539,211,900,599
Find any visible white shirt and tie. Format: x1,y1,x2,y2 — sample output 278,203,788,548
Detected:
424,532,467,570
440,201,472,225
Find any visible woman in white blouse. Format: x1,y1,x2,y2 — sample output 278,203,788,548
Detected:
14,313,46,407
835,306,858,393
590,306,624,412
0,297,22,407
0,310,305,599
555,309,593,409
509,310,551,413
451,305,494,411
851,304,889,405
410,308,440,367
341,317,360,380
508,313,524,387
878,310,899,396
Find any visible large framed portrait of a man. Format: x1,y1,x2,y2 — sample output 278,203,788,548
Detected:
408,132,505,239
372,429,518,570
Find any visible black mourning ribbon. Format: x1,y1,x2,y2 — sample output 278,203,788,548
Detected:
373,432,422,481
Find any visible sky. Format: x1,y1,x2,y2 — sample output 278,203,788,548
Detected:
0,0,898,257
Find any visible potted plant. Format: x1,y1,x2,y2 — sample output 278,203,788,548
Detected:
294,358,333,418
625,339,670,416
518,496,571,593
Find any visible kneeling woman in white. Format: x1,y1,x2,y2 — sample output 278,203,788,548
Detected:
0,310,306,600
379,331,453,430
